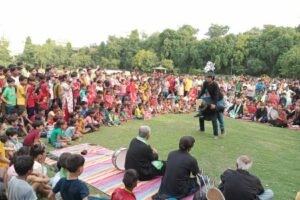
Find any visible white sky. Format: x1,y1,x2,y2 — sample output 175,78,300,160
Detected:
1,0,300,54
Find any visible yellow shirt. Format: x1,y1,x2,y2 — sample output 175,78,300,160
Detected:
184,79,193,92
135,107,145,117
0,142,8,167
17,84,26,106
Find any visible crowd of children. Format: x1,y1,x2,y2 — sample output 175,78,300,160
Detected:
0,63,299,199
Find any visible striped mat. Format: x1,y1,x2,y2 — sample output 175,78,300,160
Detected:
46,143,195,200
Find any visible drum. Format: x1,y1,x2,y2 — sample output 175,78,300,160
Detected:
270,109,279,120
112,148,128,171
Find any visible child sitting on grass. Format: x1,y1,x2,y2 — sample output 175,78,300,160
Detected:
23,120,44,147
8,155,37,200
65,118,82,140
50,120,70,148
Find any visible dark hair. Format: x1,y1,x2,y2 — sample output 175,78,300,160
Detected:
14,155,34,176
68,118,76,126
28,67,36,73
179,136,195,151
0,135,8,143
6,115,17,123
30,144,46,159
9,65,17,72
6,128,18,137
12,146,31,165
6,77,15,83
57,152,72,170
55,119,66,129
28,76,36,82
17,108,26,115
70,72,78,77
52,104,59,110
123,169,139,189
66,154,85,173
32,120,43,129
19,75,27,82
53,115,62,123
17,62,23,67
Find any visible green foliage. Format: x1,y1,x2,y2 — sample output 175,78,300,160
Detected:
0,37,12,66
132,49,158,71
15,24,300,77
206,24,230,38
159,59,174,71
278,45,300,78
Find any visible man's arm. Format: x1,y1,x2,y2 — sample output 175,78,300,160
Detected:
197,81,207,99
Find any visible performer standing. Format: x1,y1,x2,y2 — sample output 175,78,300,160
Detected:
197,62,225,139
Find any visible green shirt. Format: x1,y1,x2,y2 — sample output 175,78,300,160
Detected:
50,128,63,144
2,86,16,107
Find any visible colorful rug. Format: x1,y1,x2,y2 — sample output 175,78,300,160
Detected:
46,143,195,200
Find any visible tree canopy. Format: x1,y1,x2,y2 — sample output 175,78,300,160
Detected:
1,23,300,77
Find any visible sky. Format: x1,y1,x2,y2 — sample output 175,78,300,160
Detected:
0,0,300,54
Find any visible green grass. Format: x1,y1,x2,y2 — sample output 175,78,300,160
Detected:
47,113,300,200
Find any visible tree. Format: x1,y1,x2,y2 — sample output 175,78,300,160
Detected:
159,59,174,71
22,36,36,65
70,49,93,69
278,45,300,78
132,50,158,71
206,24,230,38
99,57,120,69
0,37,12,66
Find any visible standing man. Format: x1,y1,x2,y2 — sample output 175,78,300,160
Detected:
197,62,225,139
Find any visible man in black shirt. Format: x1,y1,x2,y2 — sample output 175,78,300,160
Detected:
153,136,200,200
219,155,273,200
197,70,225,139
125,125,165,181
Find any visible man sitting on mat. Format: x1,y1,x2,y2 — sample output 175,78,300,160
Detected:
218,155,274,200
125,125,166,181
152,136,200,200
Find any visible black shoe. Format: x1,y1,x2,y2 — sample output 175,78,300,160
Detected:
199,129,205,132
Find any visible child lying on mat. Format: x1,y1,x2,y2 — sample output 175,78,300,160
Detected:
111,169,138,200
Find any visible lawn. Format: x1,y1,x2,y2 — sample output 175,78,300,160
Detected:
47,113,300,200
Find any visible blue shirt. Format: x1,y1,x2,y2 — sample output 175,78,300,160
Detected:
53,177,89,200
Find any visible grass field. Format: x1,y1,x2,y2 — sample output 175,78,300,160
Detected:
47,113,300,200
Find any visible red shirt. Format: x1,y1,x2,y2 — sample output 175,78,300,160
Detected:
247,105,257,114
111,188,136,200
72,81,80,98
23,129,40,147
27,86,36,108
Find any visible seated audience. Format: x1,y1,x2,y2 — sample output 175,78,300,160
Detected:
227,98,244,119
49,154,89,200
218,155,273,200
153,136,200,200
125,125,165,181
8,155,37,200
23,120,44,147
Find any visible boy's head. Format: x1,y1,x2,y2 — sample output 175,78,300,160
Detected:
32,120,44,131
0,134,8,144
6,116,17,126
14,155,34,176
6,77,15,87
123,169,139,190
66,154,85,175
6,127,18,139
30,144,46,163
57,152,72,170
